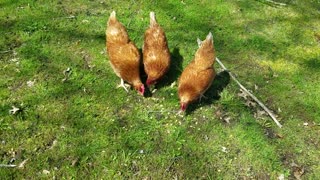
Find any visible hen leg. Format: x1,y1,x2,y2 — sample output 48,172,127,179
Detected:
117,78,130,92
199,94,208,102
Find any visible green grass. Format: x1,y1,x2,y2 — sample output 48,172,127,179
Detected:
1,0,320,179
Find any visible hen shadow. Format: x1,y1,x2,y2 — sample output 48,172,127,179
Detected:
155,47,183,89
185,70,231,114
140,47,183,97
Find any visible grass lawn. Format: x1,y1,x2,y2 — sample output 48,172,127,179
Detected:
1,0,320,179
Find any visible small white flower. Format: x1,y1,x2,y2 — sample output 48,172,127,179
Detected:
221,146,228,153
9,106,20,115
42,169,50,175
278,174,285,180
27,80,35,87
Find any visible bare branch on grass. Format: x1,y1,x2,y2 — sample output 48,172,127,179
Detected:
0,50,13,54
0,159,29,168
265,0,287,6
0,164,16,168
215,57,283,128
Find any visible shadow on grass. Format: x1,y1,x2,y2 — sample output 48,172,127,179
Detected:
141,47,183,97
186,70,231,115
304,57,320,70
156,47,183,88
136,48,151,97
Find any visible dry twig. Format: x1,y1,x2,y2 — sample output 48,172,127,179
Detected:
215,57,283,128
265,0,287,6
0,164,16,168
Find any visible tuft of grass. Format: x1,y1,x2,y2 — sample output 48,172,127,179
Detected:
1,0,320,179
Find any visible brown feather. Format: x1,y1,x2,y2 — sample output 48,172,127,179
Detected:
143,12,170,85
106,11,143,91
178,32,216,109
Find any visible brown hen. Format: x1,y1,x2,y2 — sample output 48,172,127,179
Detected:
143,12,170,87
178,32,216,111
106,11,145,95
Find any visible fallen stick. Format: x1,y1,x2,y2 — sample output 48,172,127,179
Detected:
0,50,12,54
0,164,16,168
215,57,283,128
265,0,287,6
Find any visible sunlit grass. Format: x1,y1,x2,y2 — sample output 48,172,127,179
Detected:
1,0,320,179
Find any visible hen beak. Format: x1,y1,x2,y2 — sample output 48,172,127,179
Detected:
146,79,153,86
177,103,187,116
139,85,145,96
180,102,187,112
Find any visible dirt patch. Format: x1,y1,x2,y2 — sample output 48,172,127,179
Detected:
280,152,307,180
